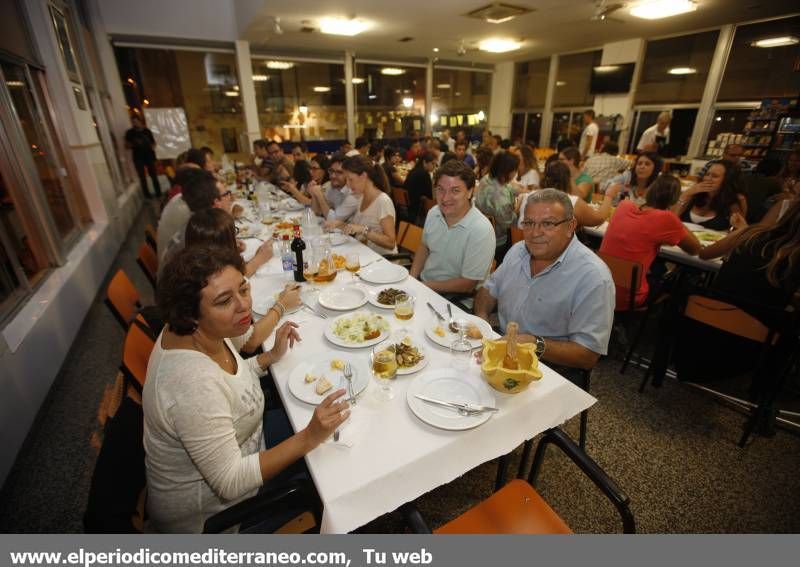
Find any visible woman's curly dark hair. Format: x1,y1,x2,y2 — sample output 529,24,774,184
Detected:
157,246,245,335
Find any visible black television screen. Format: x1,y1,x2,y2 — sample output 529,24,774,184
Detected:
589,63,635,94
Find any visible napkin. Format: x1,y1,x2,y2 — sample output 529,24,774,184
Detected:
324,404,373,448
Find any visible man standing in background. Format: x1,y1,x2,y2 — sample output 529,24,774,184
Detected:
125,115,162,199
579,110,598,161
637,111,671,154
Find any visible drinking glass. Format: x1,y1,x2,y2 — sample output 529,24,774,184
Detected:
449,318,472,371
394,293,414,321
345,253,360,282
371,345,398,401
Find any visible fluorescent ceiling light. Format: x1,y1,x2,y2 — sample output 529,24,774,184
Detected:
6,80,24,87
668,67,696,75
319,17,369,36
266,60,293,70
478,38,522,53
381,67,405,76
594,65,620,73
224,90,239,97
486,15,515,24
313,86,331,92
556,81,567,86
432,47,439,53
368,94,377,99
436,83,451,89
751,36,799,48
402,97,413,108
351,77,365,84
630,0,696,20
252,75,268,81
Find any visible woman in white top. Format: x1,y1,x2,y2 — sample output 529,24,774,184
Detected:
338,154,398,255
514,144,541,193
143,246,348,533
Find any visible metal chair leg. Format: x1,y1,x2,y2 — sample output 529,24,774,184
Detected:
621,306,653,374
516,439,534,480
579,372,591,449
494,453,510,491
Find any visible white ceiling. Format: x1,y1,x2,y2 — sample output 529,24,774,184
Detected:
239,0,799,63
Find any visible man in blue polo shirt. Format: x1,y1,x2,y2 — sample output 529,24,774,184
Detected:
410,160,495,294
474,189,614,372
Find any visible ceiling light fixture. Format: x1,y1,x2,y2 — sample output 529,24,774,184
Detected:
381,67,405,76
433,47,439,53
224,90,239,97
252,75,269,81
556,81,566,86
668,67,696,75
630,0,696,20
430,113,438,124
751,35,799,48
6,80,24,87
351,77,365,84
436,83,451,89
478,38,522,53
402,97,414,108
313,86,331,92
594,65,620,73
476,110,486,121
266,60,294,70
320,17,369,36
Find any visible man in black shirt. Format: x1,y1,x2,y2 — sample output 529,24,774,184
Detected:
125,115,161,198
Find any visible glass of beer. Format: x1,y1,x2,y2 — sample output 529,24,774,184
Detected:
371,345,398,401
345,253,360,282
394,293,414,321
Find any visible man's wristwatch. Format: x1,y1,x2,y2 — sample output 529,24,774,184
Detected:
534,335,546,357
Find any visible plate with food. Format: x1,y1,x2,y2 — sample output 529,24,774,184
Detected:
318,285,368,311
390,334,429,375
693,230,727,244
251,289,304,317
358,262,408,285
288,355,368,405
424,315,493,350
367,286,415,309
324,311,391,348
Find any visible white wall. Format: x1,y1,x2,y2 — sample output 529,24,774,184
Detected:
0,0,142,485
97,0,237,42
489,62,514,138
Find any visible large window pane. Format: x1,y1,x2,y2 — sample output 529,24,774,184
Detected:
635,31,719,104
514,58,549,108
525,113,543,146
431,68,490,137
0,164,46,289
3,63,79,240
353,63,426,139
717,16,800,102
251,59,345,141
554,51,600,107
116,47,249,161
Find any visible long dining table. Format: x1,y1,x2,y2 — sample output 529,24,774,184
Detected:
237,199,596,534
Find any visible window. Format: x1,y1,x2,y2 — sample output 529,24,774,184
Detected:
549,110,591,149
629,108,698,157
431,67,490,138
513,58,549,109
353,62,426,139
115,47,249,161
251,59,346,141
635,31,719,104
717,16,800,102
554,51,601,108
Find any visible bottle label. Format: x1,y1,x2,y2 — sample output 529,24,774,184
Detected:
282,254,294,272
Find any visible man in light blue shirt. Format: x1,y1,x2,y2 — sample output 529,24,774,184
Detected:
410,160,496,294
308,153,359,224
475,189,615,371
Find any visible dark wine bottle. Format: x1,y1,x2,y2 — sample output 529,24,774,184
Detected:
291,225,306,282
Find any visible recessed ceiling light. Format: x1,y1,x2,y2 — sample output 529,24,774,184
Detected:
436,83,451,89
224,90,239,97
6,80,24,87
351,77,365,84
594,65,620,73
368,94,377,99
478,38,522,53
266,60,293,70
313,86,331,92
751,36,799,48
381,67,405,76
319,17,369,36
630,0,696,20
556,81,567,86
668,67,697,75
433,47,439,53
252,75,269,82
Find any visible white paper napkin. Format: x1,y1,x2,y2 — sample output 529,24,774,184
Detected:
324,404,373,448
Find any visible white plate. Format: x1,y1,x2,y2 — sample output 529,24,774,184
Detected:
288,355,368,405
318,285,368,311
251,290,304,316
359,262,408,285
324,311,391,348
329,232,348,246
367,285,415,309
282,198,305,211
424,315,493,350
392,337,429,376
406,368,496,430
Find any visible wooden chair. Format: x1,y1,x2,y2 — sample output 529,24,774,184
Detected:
136,243,158,289
144,225,157,252
402,428,635,534
105,270,142,330
120,318,156,392
597,252,642,317
396,220,410,248
392,187,410,222
420,196,436,218
400,224,423,254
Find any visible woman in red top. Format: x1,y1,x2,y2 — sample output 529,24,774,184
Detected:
600,175,701,309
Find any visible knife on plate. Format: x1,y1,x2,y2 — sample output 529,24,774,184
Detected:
414,394,498,413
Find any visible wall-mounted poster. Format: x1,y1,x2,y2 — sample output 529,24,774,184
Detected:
49,4,80,83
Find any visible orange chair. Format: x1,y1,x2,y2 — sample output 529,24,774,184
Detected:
400,224,423,254
136,243,158,289
144,225,157,253
403,428,635,534
598,251,642,315
396,221,410,248
120,318,155,392
392,187,411,221
105,270,142,330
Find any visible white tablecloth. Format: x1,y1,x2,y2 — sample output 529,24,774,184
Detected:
240,201,596,533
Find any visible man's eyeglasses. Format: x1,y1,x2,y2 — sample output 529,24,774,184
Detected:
219,189,233,199
519,218,571,231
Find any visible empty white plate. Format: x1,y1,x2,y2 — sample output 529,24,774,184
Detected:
359,262,408,285
406,368,496,430
318,285,368,311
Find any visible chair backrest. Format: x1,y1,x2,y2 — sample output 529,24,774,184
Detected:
392,187,410,207
684,295,772,344
106,270,141,329
121,319,156,391
421,196,436,216
598,252,642,312
137,243,158,289
396,220,410,247
144,225,157,252
401,224,423,254
510,226,524,245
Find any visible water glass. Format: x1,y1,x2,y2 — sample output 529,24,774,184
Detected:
394,293,414,321
449,318,472,370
